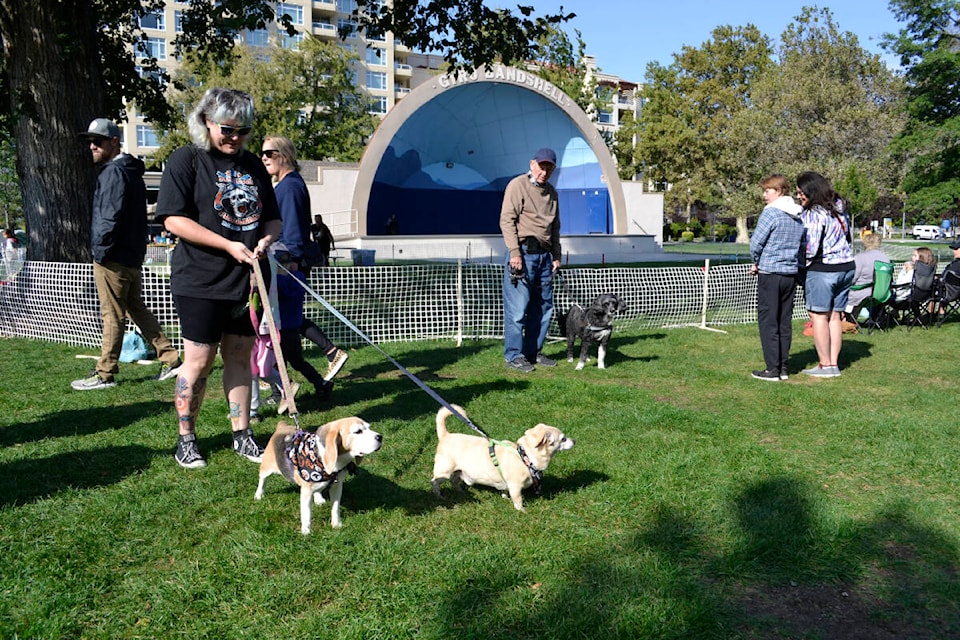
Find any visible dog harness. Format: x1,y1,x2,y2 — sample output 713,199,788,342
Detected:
487,440,543,494
288,430,336,483
571,303,613,332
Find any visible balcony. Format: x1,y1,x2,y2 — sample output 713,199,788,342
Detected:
396,87,411,98
313,22,337,38
312,0,336,15
394,62,412,77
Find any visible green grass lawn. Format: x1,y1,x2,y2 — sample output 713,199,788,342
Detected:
2,323,959,639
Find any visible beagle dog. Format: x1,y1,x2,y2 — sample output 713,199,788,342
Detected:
254,417,382,534
431,405,574,511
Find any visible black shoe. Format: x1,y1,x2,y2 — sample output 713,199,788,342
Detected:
535,353,557,367
751,369,780,381
506,356,535,373
232,428,264,463
317,380,333,400
779,368,789,381
175,433,207,469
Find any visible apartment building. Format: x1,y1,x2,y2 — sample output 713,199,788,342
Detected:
582,55,640,138
123,0,415,158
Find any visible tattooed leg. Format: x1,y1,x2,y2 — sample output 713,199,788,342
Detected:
222,333,255,432
176,340,217,436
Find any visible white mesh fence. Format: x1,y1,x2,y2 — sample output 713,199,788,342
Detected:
0,259,811,350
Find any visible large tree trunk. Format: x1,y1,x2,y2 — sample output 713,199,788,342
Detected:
736,214,750,244
1,0,103,261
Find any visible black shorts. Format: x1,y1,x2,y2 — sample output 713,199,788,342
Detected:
173,295,255,344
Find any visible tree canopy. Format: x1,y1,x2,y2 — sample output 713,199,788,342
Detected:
884,0,960,221
629,24,774,240
159,37,377,164
626,7,904,241
353,0,574,74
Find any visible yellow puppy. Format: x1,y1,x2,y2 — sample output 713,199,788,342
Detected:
431,405,574,511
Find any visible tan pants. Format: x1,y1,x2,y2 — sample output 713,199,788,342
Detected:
94,261,179,378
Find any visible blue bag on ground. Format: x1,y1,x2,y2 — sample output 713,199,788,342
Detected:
120,330,153,362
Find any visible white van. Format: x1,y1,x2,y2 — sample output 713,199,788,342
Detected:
912,225,944,240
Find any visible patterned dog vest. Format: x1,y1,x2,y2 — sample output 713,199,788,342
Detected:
288,430,335,483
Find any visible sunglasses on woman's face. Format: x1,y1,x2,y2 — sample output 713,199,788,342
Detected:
211,121,252,137
261,149,280,159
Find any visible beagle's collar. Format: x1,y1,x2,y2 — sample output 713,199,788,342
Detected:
288,430,336,483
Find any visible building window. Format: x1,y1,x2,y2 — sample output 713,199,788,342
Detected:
135,65,162,82
137,125,159,148
366,70,387,90
369,96,387,114
337,18,357,36
282,31,304,49
365,47,385,66
174,10,184,33
140,10,164,30
597,111,614,125
277,3,304,25
247,29,269,47
136,38,166,60
336,0,357,11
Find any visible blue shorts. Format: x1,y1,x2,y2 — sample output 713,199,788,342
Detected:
804,269,855,312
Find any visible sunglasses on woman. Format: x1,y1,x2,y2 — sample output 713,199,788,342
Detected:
210,121,252,137
261,149,280,159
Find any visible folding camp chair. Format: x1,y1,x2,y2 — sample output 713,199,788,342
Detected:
850,261,894,333
888,261,936,329
936,269,960,327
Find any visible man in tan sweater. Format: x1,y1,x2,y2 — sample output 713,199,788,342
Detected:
500,147,562,372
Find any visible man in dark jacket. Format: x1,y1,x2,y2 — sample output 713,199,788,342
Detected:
71,119,182,390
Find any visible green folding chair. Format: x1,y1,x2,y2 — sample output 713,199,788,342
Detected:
850,261,893,333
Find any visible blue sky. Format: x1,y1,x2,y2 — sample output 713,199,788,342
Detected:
533,0,905,81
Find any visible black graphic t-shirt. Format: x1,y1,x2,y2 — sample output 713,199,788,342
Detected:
156,145,280,300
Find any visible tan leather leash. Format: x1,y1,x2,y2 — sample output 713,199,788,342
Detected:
252,258,299,423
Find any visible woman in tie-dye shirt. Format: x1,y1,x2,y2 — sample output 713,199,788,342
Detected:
797,171,854,378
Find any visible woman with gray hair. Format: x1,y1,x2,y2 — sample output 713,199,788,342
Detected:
155,88,282,470
846,231,891,314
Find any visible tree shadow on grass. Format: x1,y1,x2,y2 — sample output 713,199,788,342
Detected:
432,474,960,639
0,401,168,447
0,444,156,507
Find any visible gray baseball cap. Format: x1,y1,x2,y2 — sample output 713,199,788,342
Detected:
79,118,120,140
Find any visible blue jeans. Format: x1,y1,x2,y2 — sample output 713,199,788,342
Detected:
503,250,554,363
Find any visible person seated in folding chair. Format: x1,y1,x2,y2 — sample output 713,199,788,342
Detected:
937,240,960,326
845,231,891,331
889,247,937,328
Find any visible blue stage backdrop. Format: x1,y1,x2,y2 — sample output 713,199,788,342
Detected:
367,82,611,236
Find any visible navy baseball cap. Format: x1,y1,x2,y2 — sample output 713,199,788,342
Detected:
950,240,960,250
532,147,557,165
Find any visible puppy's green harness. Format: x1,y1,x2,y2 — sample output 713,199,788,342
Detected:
487,439,543,494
